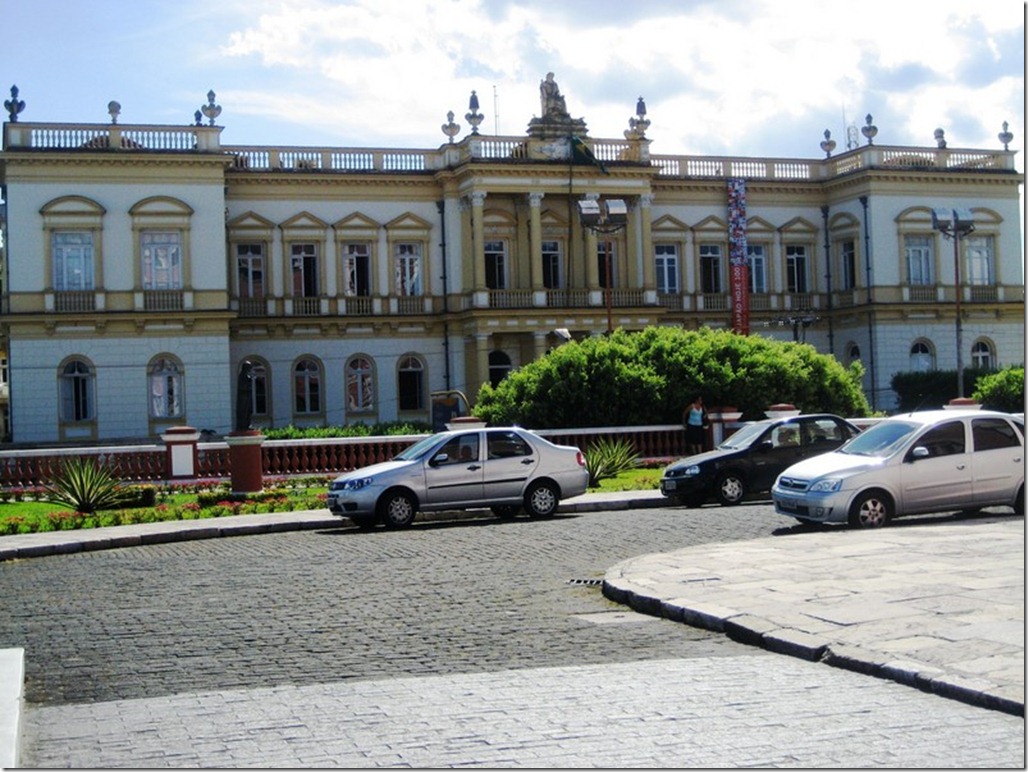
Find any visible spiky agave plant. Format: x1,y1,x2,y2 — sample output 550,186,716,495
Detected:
583,437,640,488
44,456,130,514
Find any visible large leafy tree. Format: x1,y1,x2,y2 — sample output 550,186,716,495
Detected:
473,327,870,428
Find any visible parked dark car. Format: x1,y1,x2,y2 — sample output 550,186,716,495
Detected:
660,413,861,506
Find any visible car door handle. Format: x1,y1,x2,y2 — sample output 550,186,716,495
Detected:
956,464,966,470
521,458,534,465
466,464,481,470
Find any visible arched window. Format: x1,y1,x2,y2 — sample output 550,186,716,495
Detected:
397,355,425,411
148,356,184,418
293,358,322,415
971,339,996,370
60,358,94,422
488,350,513,388
909,341,934,372
847,343,861,365
346,356,375,412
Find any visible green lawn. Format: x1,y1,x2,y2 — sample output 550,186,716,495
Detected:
0,467,662,536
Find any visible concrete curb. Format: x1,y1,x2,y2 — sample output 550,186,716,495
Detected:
0,493,666,563
603,555,1025,719
0,648,23,770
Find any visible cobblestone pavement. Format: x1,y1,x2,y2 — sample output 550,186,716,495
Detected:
2,504,1024,767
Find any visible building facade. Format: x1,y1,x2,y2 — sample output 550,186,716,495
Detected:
0,82,1023,443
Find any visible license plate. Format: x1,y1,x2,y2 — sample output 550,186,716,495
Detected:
778,498,798,511
663,480,676,491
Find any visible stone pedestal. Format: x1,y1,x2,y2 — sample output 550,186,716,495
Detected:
161,426,200,479
707,407,743,447
226,430,265,494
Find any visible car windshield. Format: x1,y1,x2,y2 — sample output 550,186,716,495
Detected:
717,422,771,449
394,434,446,461
839,420,918,457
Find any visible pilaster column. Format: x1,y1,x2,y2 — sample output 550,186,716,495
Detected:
471,191,487,291
528,192,544,290
474,333,491,397
583,194,599,289
639,194,655,291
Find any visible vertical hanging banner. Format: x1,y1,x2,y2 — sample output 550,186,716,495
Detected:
727,177,750,335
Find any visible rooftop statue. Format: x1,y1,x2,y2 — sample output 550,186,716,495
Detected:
540,72,569,120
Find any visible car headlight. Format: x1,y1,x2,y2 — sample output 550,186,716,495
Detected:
808,478,843,493
682,465,701,476
337,476,374,492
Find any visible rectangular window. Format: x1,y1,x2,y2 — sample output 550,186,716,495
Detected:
484,240,507,290
394,243,422,296
785,245,808,293
597,240,617,288
542,240,563,289
905,236,934,285
965,235,994,285
699,244,722,293
342,243,371,296
141,232,182,290
290,243,319,297
53,232,95,291
236,243,265,298
655,243,679,293
746,244,767,293
840,239,857,290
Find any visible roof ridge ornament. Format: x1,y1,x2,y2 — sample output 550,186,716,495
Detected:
5,85,25,122
201,90,221,126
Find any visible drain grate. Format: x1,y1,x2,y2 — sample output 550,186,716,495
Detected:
566,578,604,586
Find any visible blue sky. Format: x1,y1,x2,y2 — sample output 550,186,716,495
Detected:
1,0,1023,166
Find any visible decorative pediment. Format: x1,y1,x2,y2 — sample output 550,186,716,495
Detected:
227,211,276,231
129,196,194,216
828,212,860,232
333,212,381,232
778,216,817,234
745,216,775,234
280,211,329,230
385,212,432,232
651,214,689,233
691,215,727,233
40,195,106,216
540,208,568,227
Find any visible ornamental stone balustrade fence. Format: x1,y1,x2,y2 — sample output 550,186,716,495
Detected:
0,424,702,490
0,415,882,491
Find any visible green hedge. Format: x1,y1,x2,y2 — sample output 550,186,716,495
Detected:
473,327,870,428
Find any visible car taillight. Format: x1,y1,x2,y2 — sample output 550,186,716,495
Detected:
576,451,586,467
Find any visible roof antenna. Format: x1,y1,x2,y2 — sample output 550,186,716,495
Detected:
493,85,500,135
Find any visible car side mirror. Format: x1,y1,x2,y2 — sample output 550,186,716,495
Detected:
430,453,449,466
910,446,930,461
760,440,774,450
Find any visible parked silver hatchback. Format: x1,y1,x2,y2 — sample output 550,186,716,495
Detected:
327,426,589,529
772,409,1025,528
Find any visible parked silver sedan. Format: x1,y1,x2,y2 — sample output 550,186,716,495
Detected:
772,409,1025,528
327,426,589,528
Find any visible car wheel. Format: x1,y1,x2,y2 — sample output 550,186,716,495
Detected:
524,480,559,518
1014,485,1025,516
491,505,522,519
848,490,892,528
716,473,746,505
349,514,378,530
377,490,417,529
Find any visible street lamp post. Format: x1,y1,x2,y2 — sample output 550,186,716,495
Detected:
931,207,975,399
577,198,628,334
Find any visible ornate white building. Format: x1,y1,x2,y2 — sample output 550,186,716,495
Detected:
0,81,1023,443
